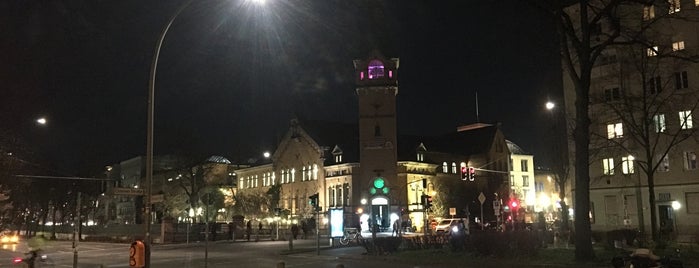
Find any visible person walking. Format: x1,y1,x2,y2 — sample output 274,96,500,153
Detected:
246,220,252,241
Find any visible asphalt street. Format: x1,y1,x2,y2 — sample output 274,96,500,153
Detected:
0,235,448,268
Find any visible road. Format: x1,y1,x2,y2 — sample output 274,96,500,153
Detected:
0,235,445,268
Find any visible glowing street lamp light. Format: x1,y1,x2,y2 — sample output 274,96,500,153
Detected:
545,101,555,110
145,1,268,267
36,117,47,125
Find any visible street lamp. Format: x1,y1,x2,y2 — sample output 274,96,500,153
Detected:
545,101,555,111
36,117,47,126
145,1,269,267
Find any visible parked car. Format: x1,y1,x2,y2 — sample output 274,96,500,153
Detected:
0,232,19,244
435,218,469,235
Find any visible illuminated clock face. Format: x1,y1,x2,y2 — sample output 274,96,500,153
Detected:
373,177,385,189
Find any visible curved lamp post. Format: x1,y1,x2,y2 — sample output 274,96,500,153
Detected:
145,1,195,267
145,1,268,266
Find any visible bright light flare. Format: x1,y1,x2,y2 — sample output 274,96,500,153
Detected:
36,117,47,125
248,0,266,5
545,101,555,110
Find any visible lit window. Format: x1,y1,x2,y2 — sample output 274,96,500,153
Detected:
442,162,448,173
603,158,615,175
669,0,681,13
604,87,621,101
622,155,635,174
685,151,697,170
302,166,307,181
673,41,685,51
649,76,662,94
291,168,295,182
643,5,655,20
647,46,658,57
521,159,529,172
417,153,424,162
675,71,689,89
659,155,670,172
696,0,699,6
607,122,624,139
522,175,529,187
451,162,457,174
367,60,385,79
335,154,342,163
653,114,666,133
510,175,515,186
313,164,318,180
679,110,693,129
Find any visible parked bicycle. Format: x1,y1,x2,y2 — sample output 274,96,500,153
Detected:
339,227,363,246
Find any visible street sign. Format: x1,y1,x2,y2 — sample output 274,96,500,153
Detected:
112,187,144,196
449,207,456,216
478,192,486,205
150,194,164,203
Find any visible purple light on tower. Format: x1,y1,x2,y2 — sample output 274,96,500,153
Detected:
367,60,384,79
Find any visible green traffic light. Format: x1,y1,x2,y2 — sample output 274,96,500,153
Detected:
373,177,385,189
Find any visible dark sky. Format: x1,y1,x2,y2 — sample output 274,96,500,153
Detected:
1,0,562,176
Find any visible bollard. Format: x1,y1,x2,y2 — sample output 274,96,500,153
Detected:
276,261,285,268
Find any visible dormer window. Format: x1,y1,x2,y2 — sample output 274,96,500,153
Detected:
368,60,385,79
332,145,344,164
335,154,342,163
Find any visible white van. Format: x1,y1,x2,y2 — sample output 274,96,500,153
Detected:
434,218,469,235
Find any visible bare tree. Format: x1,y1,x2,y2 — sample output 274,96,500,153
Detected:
532,0,699,258
159,156,231,223
588,38,699,241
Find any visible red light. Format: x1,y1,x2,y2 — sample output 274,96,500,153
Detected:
510,201,518,208
13,257,23,263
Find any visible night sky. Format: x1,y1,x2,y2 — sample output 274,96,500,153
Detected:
1,0,561,176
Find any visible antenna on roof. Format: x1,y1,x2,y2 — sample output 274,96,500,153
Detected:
475,90,480,123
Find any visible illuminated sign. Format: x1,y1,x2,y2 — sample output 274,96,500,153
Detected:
329,209,344,238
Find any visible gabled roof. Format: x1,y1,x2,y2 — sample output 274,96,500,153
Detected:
397,124,500,160
506,140,529,155
296,120,360,163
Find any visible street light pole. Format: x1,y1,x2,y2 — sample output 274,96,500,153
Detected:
146,1,194,267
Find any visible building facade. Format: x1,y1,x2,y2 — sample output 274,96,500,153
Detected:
562,1,699,239
235,52,512,232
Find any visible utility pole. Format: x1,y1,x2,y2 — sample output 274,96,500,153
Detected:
73,192,80,268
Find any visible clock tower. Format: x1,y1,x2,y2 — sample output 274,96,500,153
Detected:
353,51,400,230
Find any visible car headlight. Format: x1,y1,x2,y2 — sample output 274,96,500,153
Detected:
451,226,459,233
1,236,9,243
10,236,18,243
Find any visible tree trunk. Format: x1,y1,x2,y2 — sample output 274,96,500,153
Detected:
648,175,658,241
574,66,594,260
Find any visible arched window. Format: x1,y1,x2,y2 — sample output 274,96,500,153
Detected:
442,162,448,173
302,166,307,181
368,60,385,79
374,124,381,137
452,162,457,174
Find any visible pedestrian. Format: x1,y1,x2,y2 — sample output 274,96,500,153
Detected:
301,220,307,239
258,221,263,233
227,222,234,241
246,220,252,241
392,220,399,236
291,224,299,239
